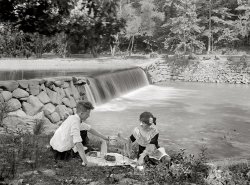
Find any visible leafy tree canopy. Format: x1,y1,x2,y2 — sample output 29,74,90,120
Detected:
0,0,71,35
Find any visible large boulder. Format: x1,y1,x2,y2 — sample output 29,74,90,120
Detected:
69,96,76,108
64,87,73,98
54,80,63,87
54,87,66,98
67,107,73,115
62,97,76,108
17,80,29,89
1,91,12,101
70,81,80,100
27,95,44,108
2,116,34,134
2,112,58,135
47,112,61,123
46,88,62,105
0,81,19,92
44,78,55,88
22,102,37,116
39,83,46,92
62,97,71,107
7,98,22,111
8,109,27,117
22,95,43,116
43,103,56,116
28,80,40,96
55,105,69,120
62,82,69,88
37,91,51,104
12,88,29,98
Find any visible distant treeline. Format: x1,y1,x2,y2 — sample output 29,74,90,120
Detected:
0,0,249,58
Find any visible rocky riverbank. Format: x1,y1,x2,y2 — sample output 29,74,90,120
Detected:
145,55,250,84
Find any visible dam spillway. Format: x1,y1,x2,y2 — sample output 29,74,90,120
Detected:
0,62,150,105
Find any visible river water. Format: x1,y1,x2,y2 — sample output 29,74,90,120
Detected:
86,81,250,160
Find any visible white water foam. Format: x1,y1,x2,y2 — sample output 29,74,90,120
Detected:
94,85,195,112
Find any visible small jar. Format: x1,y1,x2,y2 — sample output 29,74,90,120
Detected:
109,136,118,146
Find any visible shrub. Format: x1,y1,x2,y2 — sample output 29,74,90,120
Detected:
0,119,47,181
138,148,210,184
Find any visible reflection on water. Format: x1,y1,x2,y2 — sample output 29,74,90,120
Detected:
87,82,250,160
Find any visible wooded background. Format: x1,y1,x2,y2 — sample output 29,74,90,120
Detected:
0,0,249,58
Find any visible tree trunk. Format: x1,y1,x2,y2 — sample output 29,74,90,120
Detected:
110,34,119,57
207,0,212,54
90,45,98,58
211,34,214,52
127,36,132,56
129,35,135,56
35,34,43,58
62,41,68,58
183,31,187,54
110,45,116,56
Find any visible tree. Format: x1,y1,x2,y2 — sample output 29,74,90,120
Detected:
121,0,164,55
235,0,250,45
63,0,125,57
0,0,71,57
197,0,239,53
0,0,70,35
163,0,204,54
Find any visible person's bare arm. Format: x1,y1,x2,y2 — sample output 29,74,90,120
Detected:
117,132,128,142
88,128,109,141
75,142,88,165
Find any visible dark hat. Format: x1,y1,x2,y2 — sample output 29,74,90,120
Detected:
77,101,94,110
83,101,94,110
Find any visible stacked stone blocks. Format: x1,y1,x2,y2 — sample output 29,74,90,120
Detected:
147,58,250,84
0,76,89,128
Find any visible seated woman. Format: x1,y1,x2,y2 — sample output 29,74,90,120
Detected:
118,111,170,165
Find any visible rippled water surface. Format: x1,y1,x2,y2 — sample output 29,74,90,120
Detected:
87,82,250,160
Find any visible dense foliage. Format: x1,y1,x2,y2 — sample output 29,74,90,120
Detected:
0,0,250,57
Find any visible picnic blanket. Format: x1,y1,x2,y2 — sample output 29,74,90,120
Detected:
86,152,136,167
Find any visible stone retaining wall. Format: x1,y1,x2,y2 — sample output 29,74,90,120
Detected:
146,57,250,84
0,76,89,134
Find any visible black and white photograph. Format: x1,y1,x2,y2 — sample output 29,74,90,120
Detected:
0,0,250,184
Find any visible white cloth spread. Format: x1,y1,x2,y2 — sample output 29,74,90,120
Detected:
87,152,136,167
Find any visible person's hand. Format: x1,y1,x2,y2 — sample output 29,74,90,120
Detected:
82,161,96,167
82,162,88,167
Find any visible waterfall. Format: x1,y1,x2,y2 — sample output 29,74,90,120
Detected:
86,67,149,105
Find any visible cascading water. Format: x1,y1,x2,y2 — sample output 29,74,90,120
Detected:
86,67,149,105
